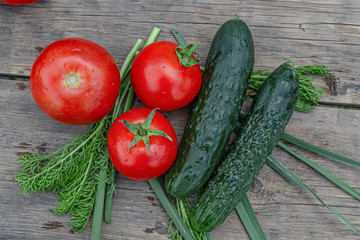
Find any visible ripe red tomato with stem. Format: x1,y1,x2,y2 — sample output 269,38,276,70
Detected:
130,41,202,111
30,38,120,125
0,0,39,5
107,108,178,181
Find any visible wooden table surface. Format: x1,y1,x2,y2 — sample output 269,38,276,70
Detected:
1,0,359,239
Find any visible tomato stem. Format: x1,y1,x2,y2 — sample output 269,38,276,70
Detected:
119,109,173,156
171,28,188,48
137,123,148,136
175,42,200,68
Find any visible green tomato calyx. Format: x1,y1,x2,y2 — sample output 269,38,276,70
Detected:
118,108,173,156
175,42,200,68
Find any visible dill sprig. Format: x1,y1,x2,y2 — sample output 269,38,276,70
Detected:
14,116,111,231
168,198,208,240
248,65,329,112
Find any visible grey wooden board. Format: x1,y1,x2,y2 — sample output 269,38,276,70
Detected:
1,79,359,239
0,0,359,105
0,0,360,239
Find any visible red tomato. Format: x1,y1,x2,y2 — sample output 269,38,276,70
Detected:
107,108,178,181
30,38,120,125
130,41,202,111
0,0,39,5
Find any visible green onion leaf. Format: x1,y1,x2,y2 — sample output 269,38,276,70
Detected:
168,198,210,240
236,194,267,240
148,179,196,240
266,156,359,234
277,142,360,202
281,132,360,167
104,26,161,225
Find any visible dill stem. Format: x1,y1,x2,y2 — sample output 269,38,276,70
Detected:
112,40,143,121
251,75,268,80
104,88,134,224
119,39,143,78
91,166,107,240
104,163,115,223
18,118,106,193
62,122,105,214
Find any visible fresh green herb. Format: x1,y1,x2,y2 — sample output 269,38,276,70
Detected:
148,179,197,240
235,194,266,240
281,133,360,167
277,142,360,202
249,65,329,112
267,156,359,234
168,198,209,240
14,115,111,232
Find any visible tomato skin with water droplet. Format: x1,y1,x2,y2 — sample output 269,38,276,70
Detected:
30,38,120,125
107,107,178,181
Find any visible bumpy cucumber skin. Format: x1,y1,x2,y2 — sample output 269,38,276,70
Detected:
165,18,254,198
190,61,299,232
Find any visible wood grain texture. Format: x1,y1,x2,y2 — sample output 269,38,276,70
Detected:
0,0,359,239
1,79,359,239
0,0,359,105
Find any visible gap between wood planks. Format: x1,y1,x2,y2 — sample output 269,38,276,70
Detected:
1,72,359,110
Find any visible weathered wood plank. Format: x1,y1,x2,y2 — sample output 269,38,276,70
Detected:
0,79,359,239
1,0,360,239
0,0,359,105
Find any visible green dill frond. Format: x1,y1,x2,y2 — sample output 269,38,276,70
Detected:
13,117,110,232
168,198,208,240
249,65,329,112
296,74,326,112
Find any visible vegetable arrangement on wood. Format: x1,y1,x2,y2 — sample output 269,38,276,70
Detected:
191,61,299,232
165,17,255,199
12,11,359,240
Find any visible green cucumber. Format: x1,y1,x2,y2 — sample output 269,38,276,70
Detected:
190,61,299,232
165,17,255,198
